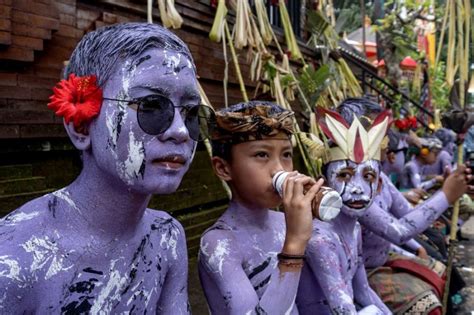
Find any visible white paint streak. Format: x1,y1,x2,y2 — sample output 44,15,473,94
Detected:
163,52,182,76
208,239,229,276
53,189,81,214
0,256,21,281
90,259,128,315
21,235,74,280
2,211,39,225
121,130,145,185
160,227,180,260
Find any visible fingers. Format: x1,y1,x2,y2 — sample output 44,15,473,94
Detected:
303,178,324,201
283,171,298,202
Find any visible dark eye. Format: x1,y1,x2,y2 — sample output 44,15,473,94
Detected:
255,152,269,158
283,151,293,158
336,171,352,181
364,172,376,182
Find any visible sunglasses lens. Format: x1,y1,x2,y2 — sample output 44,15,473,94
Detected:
185,105,216,141
137,95,174,135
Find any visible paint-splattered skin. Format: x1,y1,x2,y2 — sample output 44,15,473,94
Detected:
400,157,438,190
198,202,301,314
360,172,449,268
296,160,391,314
421,149,453,177
0,48,197,313
0,195,188,313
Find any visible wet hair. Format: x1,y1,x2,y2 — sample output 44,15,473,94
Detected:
65,23,195,86
433,128,456,148
211,101,288,161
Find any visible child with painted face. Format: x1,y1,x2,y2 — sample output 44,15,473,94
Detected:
296,102,392,314
400,137,445,191
198,101,324,314
0,23,211,313
332,99,470,314
421,128,456,177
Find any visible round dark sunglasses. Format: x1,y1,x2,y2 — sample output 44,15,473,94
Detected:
103,95,216,141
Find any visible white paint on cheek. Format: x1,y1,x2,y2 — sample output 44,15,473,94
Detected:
209,239,229,276
2,211,40,225
90,259,128,314
0,256,22,281
105,109,119,158
52,189,81,214
121,130,145,185
21,234,74,280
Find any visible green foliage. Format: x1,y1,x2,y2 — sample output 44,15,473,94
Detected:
299,64,331,104
430,62,450,110
333,2,374,34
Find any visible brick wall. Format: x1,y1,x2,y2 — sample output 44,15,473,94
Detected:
0,0,313,140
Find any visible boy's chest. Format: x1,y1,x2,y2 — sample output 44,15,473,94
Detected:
335,235,360,282
17,226,178,313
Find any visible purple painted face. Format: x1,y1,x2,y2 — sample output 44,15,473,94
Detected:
326,159,380,217
89,48,199,194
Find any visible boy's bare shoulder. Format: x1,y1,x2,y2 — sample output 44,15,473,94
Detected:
144,208,184,230
0,194,52,244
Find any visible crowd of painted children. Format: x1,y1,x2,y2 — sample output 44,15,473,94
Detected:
0,22,472,314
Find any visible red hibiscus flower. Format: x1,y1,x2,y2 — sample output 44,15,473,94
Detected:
407,116,417,129
48,74,103,133
394,119,408,130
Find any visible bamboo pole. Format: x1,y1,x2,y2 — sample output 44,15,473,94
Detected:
442,0,469,313
224,21,249,102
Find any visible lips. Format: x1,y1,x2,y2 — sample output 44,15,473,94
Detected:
152,154,187,169
345,200,369,210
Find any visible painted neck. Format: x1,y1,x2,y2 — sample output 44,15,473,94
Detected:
63,155,150,240
332,210,358,237
227,199,270,228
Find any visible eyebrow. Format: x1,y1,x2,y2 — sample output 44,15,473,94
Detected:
129,85,171,98
181,86,201,103
248,142,292,151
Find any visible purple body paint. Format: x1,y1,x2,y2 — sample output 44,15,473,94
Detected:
296,160,391,314
360,172,449,268
198,202,301,314
400,156,439,190
0,23,197,313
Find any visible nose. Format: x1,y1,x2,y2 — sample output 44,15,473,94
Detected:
157,107,190,143
349,184,363,195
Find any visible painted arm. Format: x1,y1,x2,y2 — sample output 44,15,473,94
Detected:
198,231,300,315
389,243,416,258
353,232,392,315
305,237,365,314
440,151,453,174
359,190,449,245
404,238,422,252
407,164,437,190
156,223,190,314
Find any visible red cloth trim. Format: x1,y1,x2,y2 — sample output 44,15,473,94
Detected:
385,259,445,297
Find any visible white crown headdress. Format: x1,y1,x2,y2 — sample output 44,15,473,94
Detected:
316,106,392,163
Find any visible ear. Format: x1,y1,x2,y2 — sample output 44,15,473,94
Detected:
64,121,91,151
211,156,232,181
376,175,383,194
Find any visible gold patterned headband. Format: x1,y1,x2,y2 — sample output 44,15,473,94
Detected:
211,105,294,144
